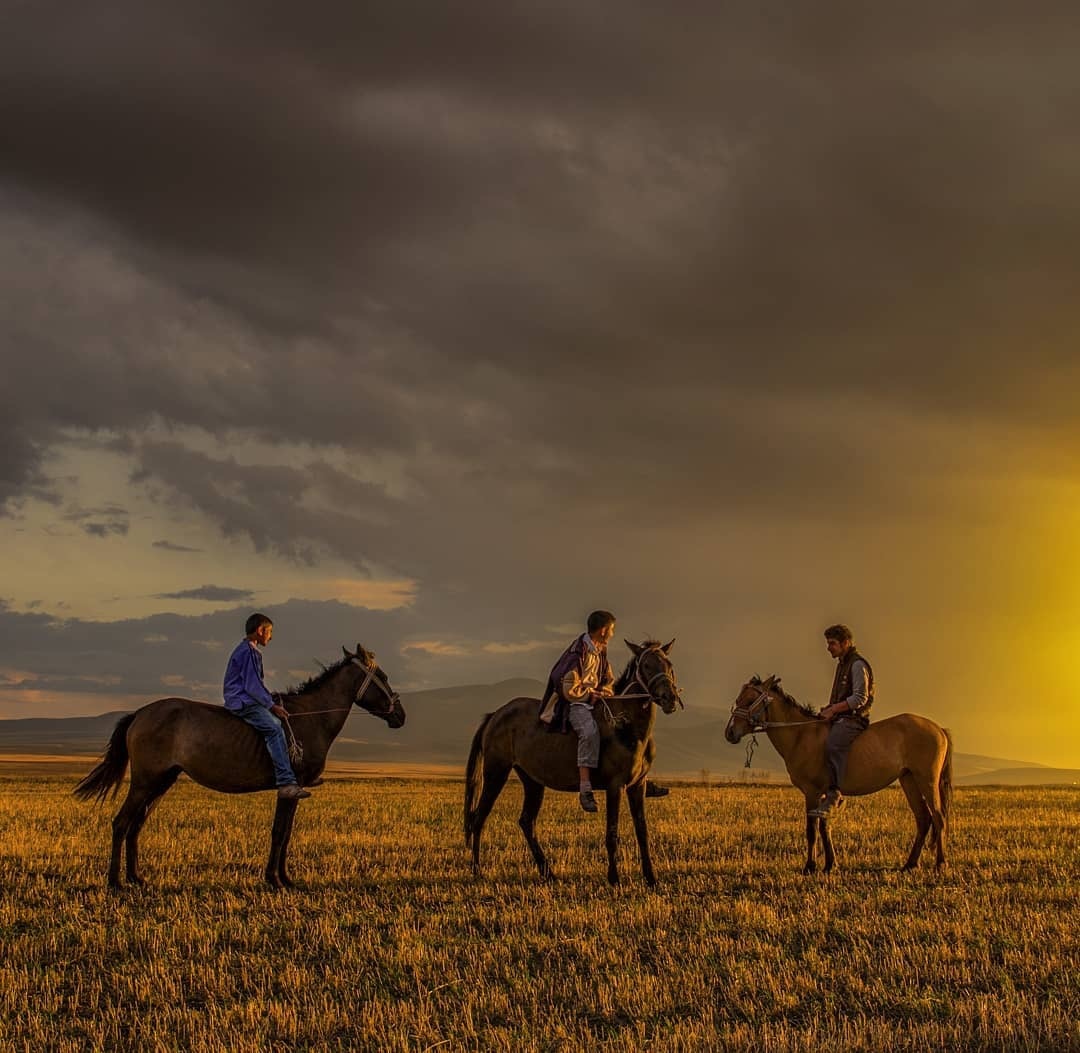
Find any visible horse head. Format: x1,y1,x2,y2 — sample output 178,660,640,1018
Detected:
724,674,780,742
343,644,406,728
625,638,683,714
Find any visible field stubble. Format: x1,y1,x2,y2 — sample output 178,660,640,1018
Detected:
0,777,1077,1052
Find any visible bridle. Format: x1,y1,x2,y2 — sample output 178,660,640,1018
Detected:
729,683,772,731
610,646,684,712
349,656,401,717
728,682,817,731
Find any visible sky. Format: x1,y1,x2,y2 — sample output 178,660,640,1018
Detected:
2,3,1079,768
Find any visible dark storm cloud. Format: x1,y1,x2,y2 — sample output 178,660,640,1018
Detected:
4,0,1079,423
80,521,129,539
153,585,255,602
2,2,1080,722
0,598,515,711
133,440,413,571
152,539,203,553
62,505,130,538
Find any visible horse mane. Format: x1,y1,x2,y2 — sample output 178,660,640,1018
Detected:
615,640,662,692
750,674,820,719
286,645,376,696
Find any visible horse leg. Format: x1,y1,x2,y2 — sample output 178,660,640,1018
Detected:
819,817,836,873
899,771,932,871
802,792,821,874
626,782,656,887
605,787,622,886
277,801,300,889
470,762,511,877
921,774,948,869
516,772,551,880
108,791,145,889
898,768,933,868
266,797,299,889
802,813,818,874
123,769,181,886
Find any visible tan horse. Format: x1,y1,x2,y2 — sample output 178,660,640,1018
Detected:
75,645,405,889
465,640,682,886
725,675,952,873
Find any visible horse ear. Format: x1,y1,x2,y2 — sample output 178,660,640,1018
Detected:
661,638,675,654
342,645,354,659
625,639,643,656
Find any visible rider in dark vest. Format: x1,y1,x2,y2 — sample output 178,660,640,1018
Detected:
809,623,874,818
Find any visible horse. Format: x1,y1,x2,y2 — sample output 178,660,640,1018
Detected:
464,639,683,886
725,675,952,873
74,644,405,889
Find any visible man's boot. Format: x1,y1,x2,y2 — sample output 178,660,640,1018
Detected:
277,783,312,800
808,788,842,818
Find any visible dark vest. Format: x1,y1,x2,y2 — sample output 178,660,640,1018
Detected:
829,647,874,717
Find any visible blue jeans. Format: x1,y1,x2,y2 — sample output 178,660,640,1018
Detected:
236,703,297,787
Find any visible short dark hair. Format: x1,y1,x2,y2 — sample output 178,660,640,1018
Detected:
823,623,853,643
587,610,616,634
245,612,273,636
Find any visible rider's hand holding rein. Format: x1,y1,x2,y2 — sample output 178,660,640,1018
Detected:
820,701,850,720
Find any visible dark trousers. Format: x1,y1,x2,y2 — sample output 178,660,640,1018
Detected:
826,715,867,791
236,702,297,787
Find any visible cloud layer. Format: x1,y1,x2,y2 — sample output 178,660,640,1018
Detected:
3,4,1080,765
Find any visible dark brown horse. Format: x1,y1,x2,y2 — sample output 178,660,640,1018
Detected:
75,644,405,889
725,675,952,873
465,640,682,886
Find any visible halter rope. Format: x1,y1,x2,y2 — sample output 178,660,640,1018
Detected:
597,646,682,725
277,659,401,764
729,684,820,730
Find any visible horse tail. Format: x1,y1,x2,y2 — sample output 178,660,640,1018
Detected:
937,730,954,833
464,712,494,846
73,713,136,803
928,725,954,846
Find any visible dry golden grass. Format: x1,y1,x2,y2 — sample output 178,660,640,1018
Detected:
0,776,1077,1052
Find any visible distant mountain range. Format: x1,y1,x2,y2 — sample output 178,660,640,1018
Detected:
1,679,1077,786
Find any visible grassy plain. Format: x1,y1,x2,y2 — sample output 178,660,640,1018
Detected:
0,775,1077,1052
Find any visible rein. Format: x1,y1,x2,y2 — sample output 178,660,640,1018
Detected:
728,683,821,769
279,659,402,763
598,647,682,725
729,685,819,731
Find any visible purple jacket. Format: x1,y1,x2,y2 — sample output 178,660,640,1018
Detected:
223,640,275,710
